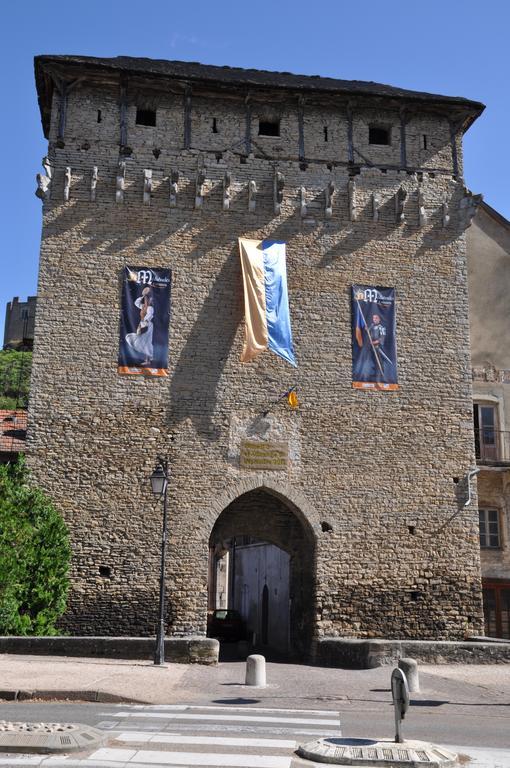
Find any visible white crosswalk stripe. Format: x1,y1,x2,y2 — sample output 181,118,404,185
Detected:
116,732,296,748
89,747,291,766
92,704,338,766
109,711,338,726
0,704,341,766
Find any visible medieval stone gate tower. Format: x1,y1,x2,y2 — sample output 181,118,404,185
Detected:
30,54,485,659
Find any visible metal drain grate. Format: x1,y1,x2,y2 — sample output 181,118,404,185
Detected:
298,736,458,766
60,735,72,746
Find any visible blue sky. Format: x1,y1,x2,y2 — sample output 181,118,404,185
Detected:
2,0,509,341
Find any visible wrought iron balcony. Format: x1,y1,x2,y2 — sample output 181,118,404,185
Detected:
475,428,510,466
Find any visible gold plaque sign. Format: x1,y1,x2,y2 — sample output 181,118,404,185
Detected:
240,440,289,470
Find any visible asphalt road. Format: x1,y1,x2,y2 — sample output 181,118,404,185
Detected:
0,689,508,750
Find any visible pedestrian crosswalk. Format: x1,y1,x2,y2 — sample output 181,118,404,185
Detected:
91,703,341,767
0,703,342,767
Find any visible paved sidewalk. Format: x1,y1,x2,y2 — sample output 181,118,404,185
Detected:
0,655,509,762
1,654,510,707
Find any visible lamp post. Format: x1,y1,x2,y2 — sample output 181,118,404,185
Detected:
150,457,169,666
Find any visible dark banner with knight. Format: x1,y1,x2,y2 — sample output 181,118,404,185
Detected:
351,285,399,391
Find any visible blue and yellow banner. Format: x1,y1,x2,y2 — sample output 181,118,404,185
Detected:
238,239,296,367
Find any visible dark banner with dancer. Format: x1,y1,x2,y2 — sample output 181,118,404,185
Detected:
118,266,172,377
351,285,399,391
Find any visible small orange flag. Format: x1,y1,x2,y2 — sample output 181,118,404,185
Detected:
287,390,299,408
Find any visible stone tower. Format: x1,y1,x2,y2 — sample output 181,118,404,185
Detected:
30,55,484,660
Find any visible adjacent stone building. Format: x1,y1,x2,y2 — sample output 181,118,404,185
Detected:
3,296,36,350
467,201,510,638
29,54,486,659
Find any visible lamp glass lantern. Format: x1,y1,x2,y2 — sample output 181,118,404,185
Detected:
150,464,168,496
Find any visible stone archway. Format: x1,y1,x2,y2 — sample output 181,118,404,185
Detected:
208,487,317,659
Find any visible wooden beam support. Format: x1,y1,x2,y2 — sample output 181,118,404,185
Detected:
449,118,460,177
298,97,305,163
346,103,354,164
245,96,252,155
119,75,128,149
57,80,68,142
184,86,192,150
399,108,408,169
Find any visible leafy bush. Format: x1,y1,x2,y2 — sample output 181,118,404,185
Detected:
0,458,70,635
0,349,32,409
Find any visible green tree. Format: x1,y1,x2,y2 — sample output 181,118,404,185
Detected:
0,349,32,409
0,458,70,635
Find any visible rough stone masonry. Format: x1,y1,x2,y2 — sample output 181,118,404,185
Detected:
29,55,485,659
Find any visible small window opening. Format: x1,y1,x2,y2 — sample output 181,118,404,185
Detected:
369,126,390,145
97,109,102,124
323,126,328,142
422,134,427,150
240,155,247,164
212,118,218,134
408,525,416,535
321,521,333,533
99,565,111,578
410,591,420,601
136,108,157,127
259,120,280,137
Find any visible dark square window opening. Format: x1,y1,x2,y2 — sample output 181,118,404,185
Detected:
369,126,391,145
258,120,280,137
136,108,157,127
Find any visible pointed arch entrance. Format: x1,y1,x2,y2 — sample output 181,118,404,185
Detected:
208,487,316,659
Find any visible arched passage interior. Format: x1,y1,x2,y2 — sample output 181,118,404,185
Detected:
208,488,316,659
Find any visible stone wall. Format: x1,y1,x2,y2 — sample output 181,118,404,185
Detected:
317,637,510,668
28,59,484,650
3,296,36,349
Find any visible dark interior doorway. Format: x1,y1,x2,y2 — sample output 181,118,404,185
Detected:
207,488,316,660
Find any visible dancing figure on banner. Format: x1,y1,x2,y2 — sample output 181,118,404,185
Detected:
125,286,154,366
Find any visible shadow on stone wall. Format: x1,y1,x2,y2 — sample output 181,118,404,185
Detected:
168,247,242,439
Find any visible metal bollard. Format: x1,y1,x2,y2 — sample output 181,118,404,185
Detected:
391,667,409,743
245,654,266,687
398,657,419,693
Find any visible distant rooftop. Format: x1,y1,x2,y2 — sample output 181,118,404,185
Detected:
34,54,485,138
0,409,27,456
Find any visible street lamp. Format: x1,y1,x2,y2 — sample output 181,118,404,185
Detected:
150,457,169,666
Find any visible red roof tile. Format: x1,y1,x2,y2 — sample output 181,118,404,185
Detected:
0,409,27,455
